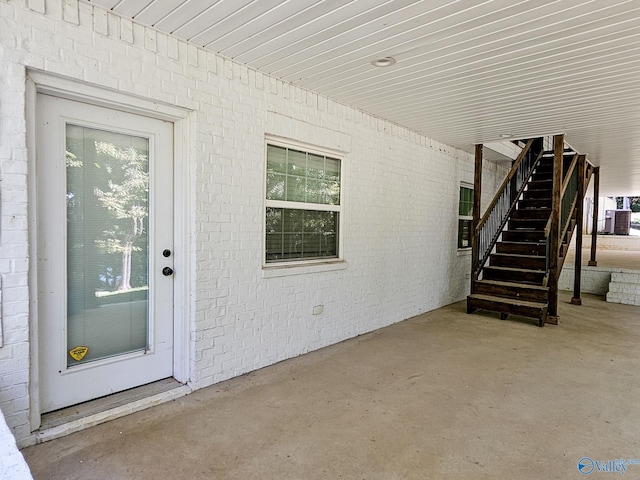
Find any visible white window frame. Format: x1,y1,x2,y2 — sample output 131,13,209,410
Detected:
458,183,473,251
263,136,345,269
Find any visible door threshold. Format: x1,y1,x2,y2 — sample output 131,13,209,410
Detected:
36,378,191,443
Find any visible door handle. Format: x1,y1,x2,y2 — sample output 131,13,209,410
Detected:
162,267,174,276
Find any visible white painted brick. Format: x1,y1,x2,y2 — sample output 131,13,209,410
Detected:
62,0,78,25
119,16,133,43
91,7,107,36
144,26,156,52
187,43,198,66
0,0,509,446
28,0,45,14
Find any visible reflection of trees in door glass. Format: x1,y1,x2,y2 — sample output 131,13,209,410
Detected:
93,141,148,291
66,127,149,299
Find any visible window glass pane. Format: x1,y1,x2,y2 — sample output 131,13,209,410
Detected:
325,158,341,204
283,209,303,233
458,219,472,249
266,207,283,234
321,233,337,257
327,180,340,205
282,233,303,258
266,234,283,258
306,179,324,205
267,145,287,174
66,124,149,366
287,149,307,177
325,157,340,181
266,173,286,201
459,186,473,216
307,154,325,179
286,176,307,203
265,208,338,262
267,144,341,207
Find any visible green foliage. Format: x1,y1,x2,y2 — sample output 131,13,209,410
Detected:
614,197,640,212
94,143,148,226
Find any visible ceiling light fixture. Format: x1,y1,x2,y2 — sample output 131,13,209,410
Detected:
499,134,512,138
371,57,396,67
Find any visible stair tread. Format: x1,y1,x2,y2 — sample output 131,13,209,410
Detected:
510,218,548,222
542,152,576,157
475,279,549,291
500,241,546,245
468,293,547,309
492,252,545,259
484,265,545,274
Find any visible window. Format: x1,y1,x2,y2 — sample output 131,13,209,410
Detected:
265,141,342,264
458,185,473,249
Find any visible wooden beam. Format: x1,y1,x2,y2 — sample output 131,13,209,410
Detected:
546,134,564,323
571,154,586,305
588,167,600,267
471,144,483,289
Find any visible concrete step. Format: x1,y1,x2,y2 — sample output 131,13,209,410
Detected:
606,272,640,306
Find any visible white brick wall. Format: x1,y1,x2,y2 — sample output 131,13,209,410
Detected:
559,266,612,295
0,0,508,447
0,410,32,480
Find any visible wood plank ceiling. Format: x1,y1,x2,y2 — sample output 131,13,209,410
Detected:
85,0,640,196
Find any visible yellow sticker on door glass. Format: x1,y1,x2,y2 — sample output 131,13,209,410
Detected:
69,346,89,361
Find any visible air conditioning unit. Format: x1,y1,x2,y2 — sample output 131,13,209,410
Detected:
615,210,632,235
604,209,631,235
605,210,616,234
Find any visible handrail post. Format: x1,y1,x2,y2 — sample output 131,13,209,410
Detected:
471,144,483,292
588,167,600,266
571,154,586,305
547,134,564,324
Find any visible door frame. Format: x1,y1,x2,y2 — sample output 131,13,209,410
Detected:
26,71,194,431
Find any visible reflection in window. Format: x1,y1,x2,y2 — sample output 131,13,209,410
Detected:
458,185,473,249
265,143,342,263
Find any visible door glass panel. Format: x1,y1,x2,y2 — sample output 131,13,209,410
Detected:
66,124,149,366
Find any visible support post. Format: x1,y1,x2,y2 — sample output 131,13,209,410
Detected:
571,154,586,305
547,134,564,324
471,144,483,293
588,167,600,267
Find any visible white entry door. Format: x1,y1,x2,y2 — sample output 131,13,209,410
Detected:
37,94,175,413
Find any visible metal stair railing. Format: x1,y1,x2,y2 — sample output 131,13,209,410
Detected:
473,138,544,280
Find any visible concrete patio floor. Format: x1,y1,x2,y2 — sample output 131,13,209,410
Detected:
23,292,640,480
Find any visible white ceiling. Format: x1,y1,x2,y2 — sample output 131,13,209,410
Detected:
86,0,640,196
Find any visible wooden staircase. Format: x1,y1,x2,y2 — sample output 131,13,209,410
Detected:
467,136,594,327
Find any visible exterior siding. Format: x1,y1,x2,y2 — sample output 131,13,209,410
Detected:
0,0,507,446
